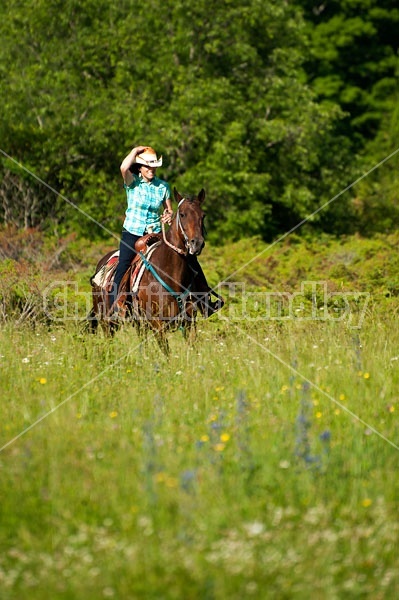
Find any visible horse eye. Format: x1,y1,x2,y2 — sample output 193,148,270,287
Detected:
180,213,186,218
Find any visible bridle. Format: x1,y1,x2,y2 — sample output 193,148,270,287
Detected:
162,198,199,256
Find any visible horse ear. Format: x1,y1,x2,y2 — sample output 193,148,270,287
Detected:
198,188,206,204
173,187,182,202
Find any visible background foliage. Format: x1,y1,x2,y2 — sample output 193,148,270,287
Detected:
0,0,398,243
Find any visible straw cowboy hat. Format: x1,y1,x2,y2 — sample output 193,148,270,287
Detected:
135,147,163,168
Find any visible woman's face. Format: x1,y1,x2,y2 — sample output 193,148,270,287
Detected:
140,165,157,182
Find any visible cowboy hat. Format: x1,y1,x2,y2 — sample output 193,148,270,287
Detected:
135,147,163,168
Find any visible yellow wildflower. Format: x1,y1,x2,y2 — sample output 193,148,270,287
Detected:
165,477,178,488
364,372,370,379
200,434,209,442
214,443,225,452
316,411,322,419
362,498,372,508
220,433,230,442
38,378,47,385
109,411,118,418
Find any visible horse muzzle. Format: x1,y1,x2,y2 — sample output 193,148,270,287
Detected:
187,238,204,256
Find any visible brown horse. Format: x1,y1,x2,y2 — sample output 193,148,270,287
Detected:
89,188,213,351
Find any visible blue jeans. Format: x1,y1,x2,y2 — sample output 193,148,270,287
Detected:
110,229,140,308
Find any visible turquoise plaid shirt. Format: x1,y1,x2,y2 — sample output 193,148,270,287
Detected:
123,175,171,235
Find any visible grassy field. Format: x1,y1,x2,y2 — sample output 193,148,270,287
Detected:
1,311,399,598
1,231,399,598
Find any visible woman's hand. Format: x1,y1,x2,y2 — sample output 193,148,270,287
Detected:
133,145,147,156
161,209,173,225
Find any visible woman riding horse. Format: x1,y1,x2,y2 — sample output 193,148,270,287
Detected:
90,185,222,350
110,145,222,320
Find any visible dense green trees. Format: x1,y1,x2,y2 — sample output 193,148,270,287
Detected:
0,0,397,242
298,0,399,236
299,0,399,141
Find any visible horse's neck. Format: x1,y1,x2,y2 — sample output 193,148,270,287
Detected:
163,235,185,269
158,230,191,288
166,224,185,254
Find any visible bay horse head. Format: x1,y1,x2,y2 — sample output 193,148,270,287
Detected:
172,187,205,256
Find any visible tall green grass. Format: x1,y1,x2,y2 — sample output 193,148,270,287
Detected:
1,312,399,598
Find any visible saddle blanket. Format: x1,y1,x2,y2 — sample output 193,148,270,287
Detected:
91,243,160,291
92,251,119,287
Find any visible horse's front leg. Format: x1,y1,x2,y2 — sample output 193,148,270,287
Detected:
149,315,171,356
182,300,198,345
186,319,197,345
156,329,170,355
